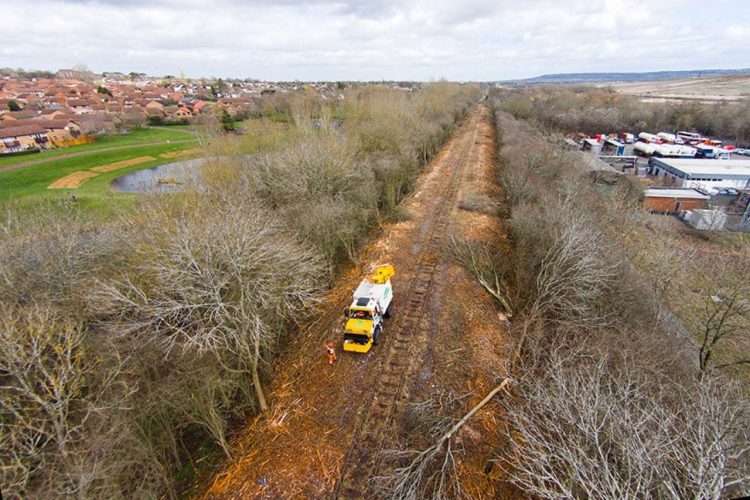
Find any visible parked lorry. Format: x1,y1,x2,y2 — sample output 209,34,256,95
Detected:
342,264,395,353
638,132,660,143
654,144,697,158
677,131,702,144
634,141,657,156
657,132,677,143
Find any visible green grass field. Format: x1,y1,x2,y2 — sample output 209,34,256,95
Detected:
0,128,200,211
0,126,195,169
0,121,296,216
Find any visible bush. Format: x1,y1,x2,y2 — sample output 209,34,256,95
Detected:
0,306,134,497
147,115,164,126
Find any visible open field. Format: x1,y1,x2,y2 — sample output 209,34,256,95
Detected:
610,73,750,102
0,139,200,206
0,126,195,170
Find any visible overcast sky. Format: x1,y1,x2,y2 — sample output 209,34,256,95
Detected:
2,0,748,81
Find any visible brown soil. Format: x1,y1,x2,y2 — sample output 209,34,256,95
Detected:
47,170,99,189
611,73,750,102
201,105,513,499
91,155,155,173
159,148,203,159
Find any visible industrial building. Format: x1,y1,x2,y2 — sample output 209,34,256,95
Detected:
642,187,710,213
649,158,750,191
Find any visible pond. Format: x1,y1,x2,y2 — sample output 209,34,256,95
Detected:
110,158,208,193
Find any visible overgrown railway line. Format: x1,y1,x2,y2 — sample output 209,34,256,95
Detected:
333,110,480,498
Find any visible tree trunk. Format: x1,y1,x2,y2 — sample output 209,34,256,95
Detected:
252,340,269,412
437,378,512,447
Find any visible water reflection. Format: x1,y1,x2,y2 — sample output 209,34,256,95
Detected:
111,158,206,193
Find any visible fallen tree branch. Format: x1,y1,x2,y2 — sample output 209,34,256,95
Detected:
448,236,514,317
478,275,514,318
378,378,512,499
437,377,512,447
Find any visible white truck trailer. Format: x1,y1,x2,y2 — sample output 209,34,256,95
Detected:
657,132,677,143
654,144,697,158
639,132,660,143
634,141,657,156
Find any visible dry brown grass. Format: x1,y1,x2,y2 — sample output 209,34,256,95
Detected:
91,156,155,173
47,171,99,189
158,148,203,159
612,73,750,101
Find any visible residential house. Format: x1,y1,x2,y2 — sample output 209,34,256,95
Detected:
56,68,95,81
0,125,49,152
174,106,192,118
31,119,82,144
77,112,120,135
3,110,38,121
144,100,165,116
39,109,73,120
67,99,92,114
192,100,207,113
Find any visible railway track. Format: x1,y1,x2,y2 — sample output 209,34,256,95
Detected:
333,109,480,498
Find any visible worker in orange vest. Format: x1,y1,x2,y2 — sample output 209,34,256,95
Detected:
325,342,337,365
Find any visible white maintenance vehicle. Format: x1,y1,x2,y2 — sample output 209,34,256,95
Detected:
342,264,395,353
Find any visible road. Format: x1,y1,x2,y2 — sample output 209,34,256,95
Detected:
202,105,510,498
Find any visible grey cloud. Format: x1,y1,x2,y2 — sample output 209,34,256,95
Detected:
2,0,749,80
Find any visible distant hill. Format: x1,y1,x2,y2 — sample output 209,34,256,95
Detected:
508,68,750,84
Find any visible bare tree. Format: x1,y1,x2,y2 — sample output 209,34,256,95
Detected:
92,197,323,413
690,258,750,373
490,94,750,500
498,353,750,499
506,198,618,365
631,236,692,328
0,306,131,497
0,203,124,312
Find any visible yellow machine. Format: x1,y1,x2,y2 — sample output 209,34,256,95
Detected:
342,264,395,353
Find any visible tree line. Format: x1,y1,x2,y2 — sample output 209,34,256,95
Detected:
495,85,750,145
486,93,750,498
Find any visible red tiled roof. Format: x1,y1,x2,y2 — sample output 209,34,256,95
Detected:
0,125,47,139
6,110,38,119
31,118,77,129
67,99,90,107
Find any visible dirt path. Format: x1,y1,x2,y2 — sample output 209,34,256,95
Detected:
0,138,196,172
202,105,511,499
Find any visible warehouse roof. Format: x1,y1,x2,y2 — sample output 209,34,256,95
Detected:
652,158,750,177
643,187,710,200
